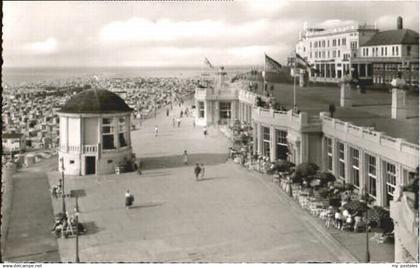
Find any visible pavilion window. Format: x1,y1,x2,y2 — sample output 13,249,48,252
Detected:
385,162,396,206
118,117,128,148
102,118,115,150
198,102,205,118
262,127,270,157
326,137,333,172
367,154,377,198
276,129,288,160
219,102,231,119
350,148,360,188
337,142,345,180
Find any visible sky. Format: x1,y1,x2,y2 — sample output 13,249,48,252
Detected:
3,0,419,68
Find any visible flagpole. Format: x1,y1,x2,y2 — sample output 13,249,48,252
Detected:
293,62,296,108
263,54,266,95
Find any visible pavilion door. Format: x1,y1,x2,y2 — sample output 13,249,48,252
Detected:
85,156,96,175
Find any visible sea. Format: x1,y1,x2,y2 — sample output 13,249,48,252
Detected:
2,66,258,86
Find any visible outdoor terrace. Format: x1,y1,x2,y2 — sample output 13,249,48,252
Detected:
249,82,418,144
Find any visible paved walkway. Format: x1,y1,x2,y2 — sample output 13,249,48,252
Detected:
2,157,60,262
47,102,358,262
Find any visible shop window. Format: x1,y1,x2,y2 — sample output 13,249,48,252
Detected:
385,162,396,206
367,154,377,198
198,102,205,118
326,137,333,172
337,142,345,180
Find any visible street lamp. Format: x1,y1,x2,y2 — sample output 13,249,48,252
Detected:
74,209,80,263
60,157,66,215
362,186,370,262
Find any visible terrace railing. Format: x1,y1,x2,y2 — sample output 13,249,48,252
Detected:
320,112,419,168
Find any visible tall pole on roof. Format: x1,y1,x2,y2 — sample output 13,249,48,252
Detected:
293,53,297,108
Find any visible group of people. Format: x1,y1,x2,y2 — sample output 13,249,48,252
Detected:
194,163,206,181
323,206,365,232
51,211,86,238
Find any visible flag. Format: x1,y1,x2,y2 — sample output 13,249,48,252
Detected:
204,57,214,69
295,53,310,69
265,54,282,73
295,53,319,74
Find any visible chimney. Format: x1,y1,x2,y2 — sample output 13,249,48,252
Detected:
397,16,403,30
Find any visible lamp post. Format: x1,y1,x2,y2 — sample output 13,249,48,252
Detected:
60,157,66,215
74,209,80,263
363,186,370,263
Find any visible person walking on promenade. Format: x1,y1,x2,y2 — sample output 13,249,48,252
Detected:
180,110,184,118
136,159,142,175
193,120,196,128
200,163,205,180
154,126,159,137
166,109,169,117
183,150,188,165
177,118,181,128
172,117,176,127
194,163,201,181
203,126,208,137
125,190,134,209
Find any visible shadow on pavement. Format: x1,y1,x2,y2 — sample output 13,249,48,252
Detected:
141,153,228,170
197,176,228,182
83,221,100,236
129,201,165,209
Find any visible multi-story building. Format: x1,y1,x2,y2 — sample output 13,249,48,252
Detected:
295,21,378,83
352,17,419,86
194,67,240,126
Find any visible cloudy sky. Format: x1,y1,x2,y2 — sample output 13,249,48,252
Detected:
3,0,418,67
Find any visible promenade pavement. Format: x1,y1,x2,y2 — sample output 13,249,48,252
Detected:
47,102,359,263
2,157,60,262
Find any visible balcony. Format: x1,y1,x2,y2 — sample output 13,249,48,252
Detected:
83,144,98,153
59,144,98,154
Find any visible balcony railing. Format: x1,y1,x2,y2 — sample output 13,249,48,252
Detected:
83,144,98,153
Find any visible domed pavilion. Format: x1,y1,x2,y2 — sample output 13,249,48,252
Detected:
57,89,134,175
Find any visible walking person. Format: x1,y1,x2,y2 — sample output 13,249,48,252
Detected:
203,126,208,137
136,160,142,175
183,150,188,165
177,118,181,128
172,117,176,127
180,110,183,118
194,163,201,181
154,126,159,137
193,120,196,128
125,190,134,209
200,163,205,180
166,108,169,117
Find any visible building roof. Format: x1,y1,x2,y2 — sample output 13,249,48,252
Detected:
362,29,419,46
59,89,133,114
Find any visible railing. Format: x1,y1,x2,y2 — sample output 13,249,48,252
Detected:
68,145,80,152
320,114,419,163
83,144,98,153
59,144,98,153
238,89,269,105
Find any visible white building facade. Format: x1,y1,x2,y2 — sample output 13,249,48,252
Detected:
57,89,134,176
295,22,378,83
194,67,239,126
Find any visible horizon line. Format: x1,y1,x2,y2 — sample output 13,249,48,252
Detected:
3,64,264,69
